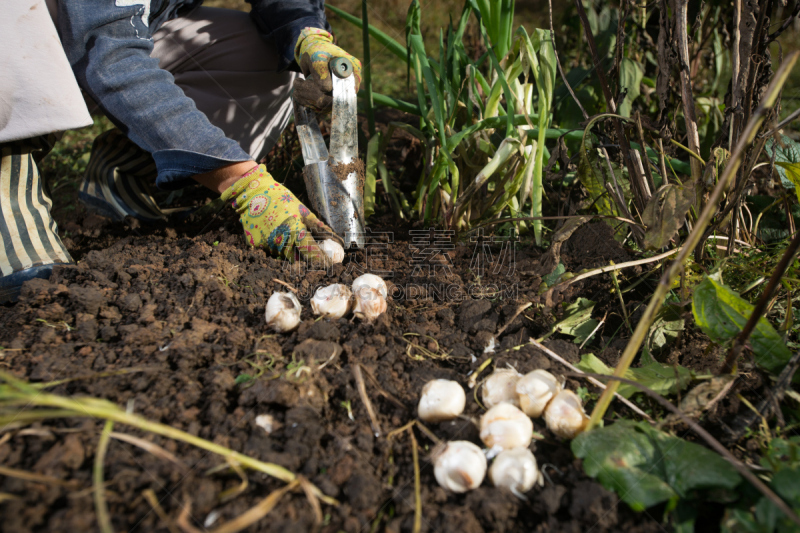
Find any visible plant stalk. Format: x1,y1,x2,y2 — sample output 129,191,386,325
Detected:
361,0,375,137
586,51,800,431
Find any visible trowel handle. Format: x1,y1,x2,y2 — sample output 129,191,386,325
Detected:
330,57,354,79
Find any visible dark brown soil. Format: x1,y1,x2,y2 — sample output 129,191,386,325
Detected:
0,208,682,533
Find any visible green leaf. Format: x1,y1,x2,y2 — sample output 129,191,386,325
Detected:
692,274,792,375
554,298,598,344
766,134,800,190
618,58,643,117
542,262,565,287
642,182,696,251
775,161,800,203
572,421,741,511
575,352,693,399
645,305,685,355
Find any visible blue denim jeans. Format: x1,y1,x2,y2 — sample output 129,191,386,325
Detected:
55,0,327,190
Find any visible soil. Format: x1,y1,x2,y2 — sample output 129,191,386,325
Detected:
0,121,742,533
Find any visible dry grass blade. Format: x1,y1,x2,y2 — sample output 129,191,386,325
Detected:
0,464,77,487
298,476,323,524
94,420,115,533
142,489,181,533
0,492,20,503
354,364,381,437
218,458,249,503
110,432,187,472
0,369,338,505
529,338,654,423
209,479,300,533
176,498,203,533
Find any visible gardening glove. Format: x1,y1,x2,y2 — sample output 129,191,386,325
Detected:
293,27,362,113
221,165,343,265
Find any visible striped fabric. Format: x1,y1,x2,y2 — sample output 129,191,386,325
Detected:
80,129,165,222
0,143,73,277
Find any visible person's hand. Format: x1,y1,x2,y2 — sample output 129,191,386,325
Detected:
293,27,362,113
221,165,343,264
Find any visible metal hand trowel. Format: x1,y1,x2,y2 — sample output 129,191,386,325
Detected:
293,57,365,249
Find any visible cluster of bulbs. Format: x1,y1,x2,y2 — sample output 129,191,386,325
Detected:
265,273,388,332
417,367,589,495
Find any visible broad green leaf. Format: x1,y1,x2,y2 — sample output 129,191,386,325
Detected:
692,274,792,374
572,421,740,511
554,298,598,344
575,352,693,398
766,134,800,190
618,59,643,117
642,182,696,250
645,305,685,355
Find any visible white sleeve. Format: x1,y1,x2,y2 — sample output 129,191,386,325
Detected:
0,0,93,143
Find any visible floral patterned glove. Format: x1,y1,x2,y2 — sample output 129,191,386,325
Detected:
293,27,362,113
221,165,342,264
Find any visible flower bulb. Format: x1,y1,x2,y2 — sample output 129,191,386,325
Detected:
480,402,533,451
516,369,562,418
351,273,388,321
310,284,353,319
265,291,302,333
482,368,522,409
544,390,589,439
418,379,466,423
433,441,487,493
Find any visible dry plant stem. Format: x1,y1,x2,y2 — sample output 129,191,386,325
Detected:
110,431,187,471
575,371,800,527
549,247,680,292
354,364,381,437
720,228,800,373
272,279,297,293
496,302,532,337
529,338,654,423
573,0,648,213
210,479,299,533
143,489,181,533
729,351,800,441
0,464,76,487
94,420,115,533
0,371,337,505
674,0,703,181
410,431,422,533
587,52,800,431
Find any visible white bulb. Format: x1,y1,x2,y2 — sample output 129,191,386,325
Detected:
544,390,589,439
433,441,487,493
310,284,353,319
480,402,533,451
418,379,466,423
490,447,539,494
319,239,345,263
482,368,522,409
516,370,562,418
265,291,302,332
351,273,388,321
